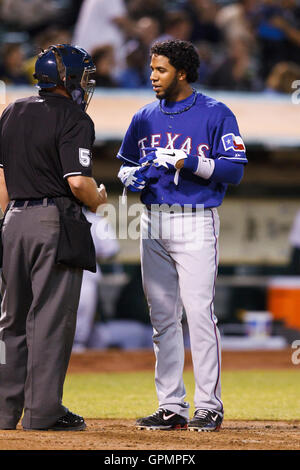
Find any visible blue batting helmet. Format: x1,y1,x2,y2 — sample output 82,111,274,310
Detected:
33,44,96,110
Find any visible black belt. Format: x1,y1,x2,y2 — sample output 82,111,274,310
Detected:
12,198,55,208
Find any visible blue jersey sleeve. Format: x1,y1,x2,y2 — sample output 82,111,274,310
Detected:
211,115,248,164
117,113,141,166
212,159,244,185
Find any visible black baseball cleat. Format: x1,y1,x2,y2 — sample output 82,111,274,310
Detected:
23,411,86,431
48,411,86,431
188,409,223,432
136,408,188,430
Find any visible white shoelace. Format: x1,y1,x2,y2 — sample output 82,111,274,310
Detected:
151,408,165,417
195,409,210,419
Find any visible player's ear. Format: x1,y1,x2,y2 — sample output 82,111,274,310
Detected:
178,69,187,81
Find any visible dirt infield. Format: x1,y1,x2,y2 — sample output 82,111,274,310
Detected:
1,349,299,451
1,419,300,451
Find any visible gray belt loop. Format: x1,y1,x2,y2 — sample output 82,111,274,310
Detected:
43,198,47,207
23,200,29,209
10,200,15,209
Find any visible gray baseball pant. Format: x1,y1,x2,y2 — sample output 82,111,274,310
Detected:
0,203,83,429
140,207,223,420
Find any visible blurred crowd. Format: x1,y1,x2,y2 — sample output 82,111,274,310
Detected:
1,0,300,94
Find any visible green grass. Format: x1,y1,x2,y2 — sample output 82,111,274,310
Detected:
63,370,300,421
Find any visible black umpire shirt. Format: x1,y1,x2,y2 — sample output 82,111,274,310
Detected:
0,91,95,200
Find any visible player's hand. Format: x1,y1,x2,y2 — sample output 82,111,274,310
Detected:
118,165,148,192
140,147,188,170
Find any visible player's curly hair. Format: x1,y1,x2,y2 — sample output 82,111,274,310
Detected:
150,39,200,83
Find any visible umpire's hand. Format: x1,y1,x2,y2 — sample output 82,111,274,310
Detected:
68,175,108,213
97,184,107,204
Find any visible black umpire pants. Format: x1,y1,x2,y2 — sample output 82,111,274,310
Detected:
0,201,83,429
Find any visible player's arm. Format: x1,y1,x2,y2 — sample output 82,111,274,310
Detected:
116,113,151,192
140,147,244,185
140,113,247,185
67,175,107,213
0,168,10,213
177,154,244,185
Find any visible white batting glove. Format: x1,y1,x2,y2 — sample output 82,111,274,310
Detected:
153,147,188,169
118,165,147,191
140,147,188,170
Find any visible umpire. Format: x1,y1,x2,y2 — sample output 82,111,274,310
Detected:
0,44,107,431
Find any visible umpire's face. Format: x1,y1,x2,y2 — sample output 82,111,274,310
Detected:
150,54,186,101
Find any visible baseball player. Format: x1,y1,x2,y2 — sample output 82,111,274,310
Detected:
0,44,107,431
117,39,247,432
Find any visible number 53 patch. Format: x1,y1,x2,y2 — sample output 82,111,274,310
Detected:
79,148,91,167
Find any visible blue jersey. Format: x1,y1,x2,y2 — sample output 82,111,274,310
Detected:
117,91,247,208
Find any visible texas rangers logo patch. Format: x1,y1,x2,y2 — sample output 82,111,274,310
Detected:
222,133,246,152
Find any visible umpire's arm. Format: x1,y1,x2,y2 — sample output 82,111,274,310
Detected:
67,175,107,213
0,168,10,214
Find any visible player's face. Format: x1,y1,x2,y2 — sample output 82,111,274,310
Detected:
150,54,182,101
